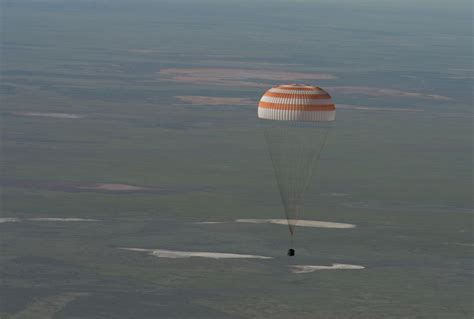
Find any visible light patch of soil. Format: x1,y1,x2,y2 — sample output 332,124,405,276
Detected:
290,264,365,273
120,248,272,259
235,219,356,229
127,48,163,54
321,192,350,197
0,217,99,223
328,86,453,101
77,183,147,191
28,218,99,222
159,68,336,87
5,292,87,319
194,221,226,224
338,104,423,112
12,112,84,119
450,242,474,247
446,76,473,79
175,95,256,106
200,59,303,68
2,180,204,195
0,218,21,223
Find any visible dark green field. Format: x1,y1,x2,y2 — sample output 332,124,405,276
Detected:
1,1,472,318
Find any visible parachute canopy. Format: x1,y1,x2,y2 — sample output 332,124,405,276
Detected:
258,84,336,236
258,84,335,122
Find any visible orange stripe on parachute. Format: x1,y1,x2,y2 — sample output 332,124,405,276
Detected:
263,92,331,99
258,101,335,111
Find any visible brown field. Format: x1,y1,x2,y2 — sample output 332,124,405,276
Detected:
159,68,336,87
1,180,208,194
12,112,84,119
328,86,453,101
337,104,423,112
175,95,256,106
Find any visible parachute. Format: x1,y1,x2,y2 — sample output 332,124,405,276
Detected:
258,84,336,254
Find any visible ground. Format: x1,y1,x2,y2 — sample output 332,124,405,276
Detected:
1,0,472,318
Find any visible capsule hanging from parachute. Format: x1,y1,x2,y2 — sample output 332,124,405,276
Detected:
258,84,336,256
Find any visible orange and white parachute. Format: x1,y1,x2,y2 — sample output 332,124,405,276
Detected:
258,84,336,239
258,84,335,122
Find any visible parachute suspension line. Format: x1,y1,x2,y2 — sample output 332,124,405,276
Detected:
286,121,297,234
263,126,293,236
301,126,331,201
263,121,331,240
263,122,330,237
290,228,295,250
292,123,309,227
265,123,296,235
289,121,306,234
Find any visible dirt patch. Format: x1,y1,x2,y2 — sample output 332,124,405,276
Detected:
120,248,272,259
194,219,356,228
76,183,147,191
0,217,98,223
337,104,423,112
7,292,87,319
291,264,365,273
328,86,453,101
449,242,474,247
28,218,99,222
159,68,336,87
127,48,163,54
2,180,206,195
235,219,356,229
12,112,84,119
194,221,226,225
0,218,21,224
175,95,256,106
321,192,350,197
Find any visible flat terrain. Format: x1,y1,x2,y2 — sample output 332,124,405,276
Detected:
1,0,472,318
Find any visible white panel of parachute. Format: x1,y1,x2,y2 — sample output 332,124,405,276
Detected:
258,84,336,238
